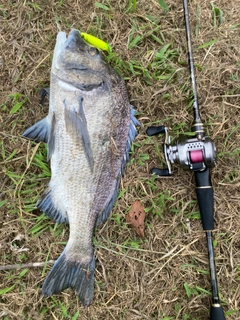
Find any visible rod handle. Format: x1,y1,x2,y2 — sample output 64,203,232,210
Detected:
210,304,226,320
194,168,214,230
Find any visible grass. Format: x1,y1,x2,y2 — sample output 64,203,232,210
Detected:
1,0,240,319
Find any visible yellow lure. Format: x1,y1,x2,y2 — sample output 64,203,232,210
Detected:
80,32,112,53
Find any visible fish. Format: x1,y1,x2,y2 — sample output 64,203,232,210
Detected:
22,29,139,306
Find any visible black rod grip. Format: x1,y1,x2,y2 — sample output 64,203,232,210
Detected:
194,169,214,231
210,305,226,320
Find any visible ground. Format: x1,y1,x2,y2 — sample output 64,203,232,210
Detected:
0,0,240,319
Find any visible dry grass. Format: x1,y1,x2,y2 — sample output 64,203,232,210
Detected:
1,0,240,319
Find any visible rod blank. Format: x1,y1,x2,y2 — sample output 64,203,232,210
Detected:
183,1,226,319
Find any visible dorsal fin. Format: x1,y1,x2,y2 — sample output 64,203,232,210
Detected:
121,106,140,174
96,177,120,226
96,105,140,226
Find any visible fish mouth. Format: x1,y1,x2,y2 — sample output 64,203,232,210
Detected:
65,29,86,51
63,30,91,71
54,29,87,60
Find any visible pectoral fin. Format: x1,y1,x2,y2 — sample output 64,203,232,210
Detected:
22,111,56,161
22,117,50,143
64,97,94,171
47,112,56,161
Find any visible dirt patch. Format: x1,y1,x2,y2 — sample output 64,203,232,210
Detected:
1,0,240,319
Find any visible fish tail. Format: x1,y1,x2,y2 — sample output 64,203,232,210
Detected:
42,250,95,306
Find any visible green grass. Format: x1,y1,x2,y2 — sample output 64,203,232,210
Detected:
158,0,169,12
1,0,239,318
7,93,28,115
0,285,16,295
210,2,223,27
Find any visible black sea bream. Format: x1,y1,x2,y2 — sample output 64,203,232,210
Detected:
22,29,139,305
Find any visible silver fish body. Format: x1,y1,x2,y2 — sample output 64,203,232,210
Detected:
22,29,139,305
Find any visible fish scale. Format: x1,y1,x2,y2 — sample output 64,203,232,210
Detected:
22,29,139,306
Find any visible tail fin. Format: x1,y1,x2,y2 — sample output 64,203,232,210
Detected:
42,251,95,306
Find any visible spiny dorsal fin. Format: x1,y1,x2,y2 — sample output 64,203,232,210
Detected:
96,176,120,226
96,106,140,226
121,106,140,174
22,88,52,143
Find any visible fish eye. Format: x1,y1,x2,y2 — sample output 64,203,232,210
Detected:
88,46,98,56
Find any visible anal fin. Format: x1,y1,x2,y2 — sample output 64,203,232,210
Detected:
37,187,68,224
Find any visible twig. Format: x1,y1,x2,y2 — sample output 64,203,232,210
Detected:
0,260,55,271
26,53,51,79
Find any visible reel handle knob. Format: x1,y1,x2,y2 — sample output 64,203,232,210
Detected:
150,168,171,176
210,305,226,320
146,125,166,136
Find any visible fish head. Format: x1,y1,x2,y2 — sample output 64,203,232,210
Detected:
51,29,118,90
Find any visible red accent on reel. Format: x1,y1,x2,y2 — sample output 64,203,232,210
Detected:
190,150,204,163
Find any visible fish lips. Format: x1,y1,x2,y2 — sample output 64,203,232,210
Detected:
53,30,88,66
65,29,87,52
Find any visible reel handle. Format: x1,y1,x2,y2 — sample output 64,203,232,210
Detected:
146,125,172,175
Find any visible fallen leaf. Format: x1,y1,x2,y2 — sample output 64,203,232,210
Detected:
126,200,146,238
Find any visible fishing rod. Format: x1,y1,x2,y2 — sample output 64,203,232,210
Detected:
146,0,226,319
